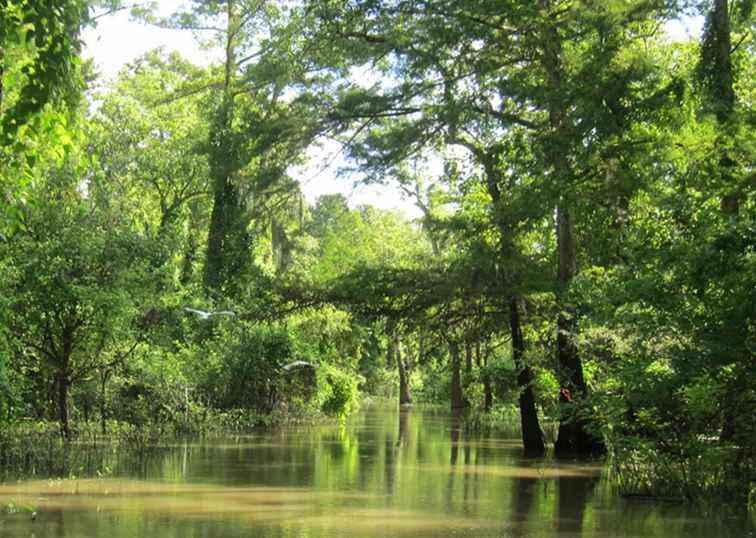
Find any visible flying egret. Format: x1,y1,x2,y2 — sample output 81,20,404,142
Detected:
183,307,236,320
282,361,317,371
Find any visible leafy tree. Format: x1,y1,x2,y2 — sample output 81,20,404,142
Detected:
0,0,94,234
90,50,211,285
0,0,88,146
150,0,330,294
0,174,153,437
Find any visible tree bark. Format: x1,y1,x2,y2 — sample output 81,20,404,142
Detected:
553,207,605,457
204,103,246,292
179,201,202,286
57,372,70,440
449,340,467,412
393,332,412,405
464,340,473,375
0,45,5,114
480,341,493,413
57,326,76,440
510,296,545,456
100,370,110,435
712,0,738,215
708,0,735,123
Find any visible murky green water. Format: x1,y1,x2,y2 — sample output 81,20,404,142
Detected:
0,406,752,537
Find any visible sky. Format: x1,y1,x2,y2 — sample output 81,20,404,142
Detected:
82,3,703,219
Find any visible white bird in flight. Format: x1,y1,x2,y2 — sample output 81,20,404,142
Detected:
282,361,317,371
183,307,236,320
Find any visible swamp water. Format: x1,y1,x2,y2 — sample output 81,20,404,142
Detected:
0,406,752,537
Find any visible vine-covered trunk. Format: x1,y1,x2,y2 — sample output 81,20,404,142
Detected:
203,0,249,293
204,103,248,292
510,297,545,456
483,372,493,412
271,217,292,273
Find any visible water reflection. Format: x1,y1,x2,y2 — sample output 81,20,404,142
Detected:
511,471,538,537
0,405,752,538
397,407,409,447
555,473,598,536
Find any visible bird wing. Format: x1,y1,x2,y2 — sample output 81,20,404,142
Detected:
184,307,208,316
283,361,315,371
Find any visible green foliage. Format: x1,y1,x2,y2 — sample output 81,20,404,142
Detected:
317,365,361,418
611,435,754,505
90,50,210,243
0,0,88,146
197,323,293,412
0,0,90,234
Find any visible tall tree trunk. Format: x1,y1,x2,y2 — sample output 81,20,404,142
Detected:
271,218,291,273
538,8,605,456
709,0,738,214
57,328,75,440
100,369,110,435
204,90,233,290
700,0,740,440
553,208,605,457
203,0,248,293
449,340,467,412
464,340,473,375
204,104,247,292
179,200,202,286
57,372,70,440
0,46,5,114
393,332,412,405
483,359,493,414
180,232,197,286
705,0,735,124
479,341,493,413
698,0,739,213
510,296,545,456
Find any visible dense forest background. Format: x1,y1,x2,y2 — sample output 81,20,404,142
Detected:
0,0,753,507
